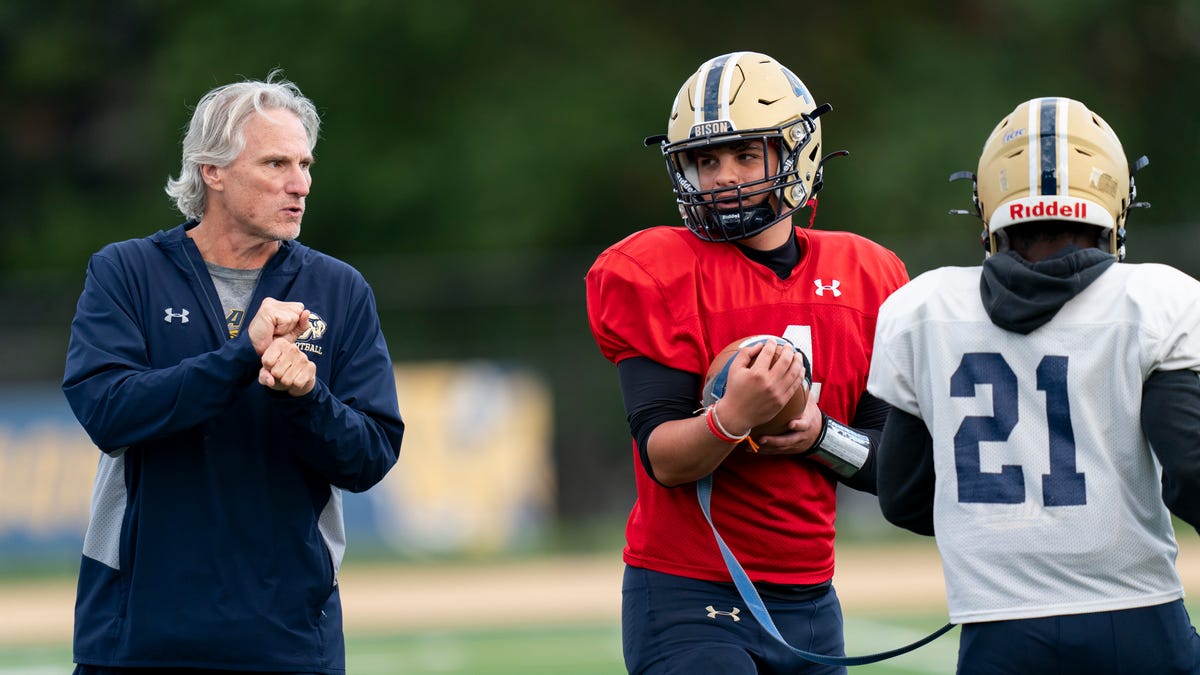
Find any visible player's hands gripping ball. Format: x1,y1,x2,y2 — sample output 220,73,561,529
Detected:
701,335,812,449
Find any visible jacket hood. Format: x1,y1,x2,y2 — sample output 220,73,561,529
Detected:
979,245,1115,334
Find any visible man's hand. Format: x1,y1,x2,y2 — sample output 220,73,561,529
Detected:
259,337,316,397
718,340,807,437
751,391,824,455
246,298,310,356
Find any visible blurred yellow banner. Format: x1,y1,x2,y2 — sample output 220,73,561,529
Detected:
0,362,555,561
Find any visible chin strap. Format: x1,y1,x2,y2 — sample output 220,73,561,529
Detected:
706,203,777,241
806,197,819,229
696,474,956,666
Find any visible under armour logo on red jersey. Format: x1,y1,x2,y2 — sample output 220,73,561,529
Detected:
705,605,741,622
814,279,842,297
164,308,190,324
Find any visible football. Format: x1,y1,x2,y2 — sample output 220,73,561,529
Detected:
701,335,811,440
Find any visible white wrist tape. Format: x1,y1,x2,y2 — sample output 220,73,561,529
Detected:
805,415,870,478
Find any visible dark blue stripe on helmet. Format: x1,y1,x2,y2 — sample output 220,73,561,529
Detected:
701,54,732,122
1039,98,1058,195
781,68,812,105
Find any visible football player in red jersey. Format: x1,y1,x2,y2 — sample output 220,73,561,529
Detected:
585,51,909,674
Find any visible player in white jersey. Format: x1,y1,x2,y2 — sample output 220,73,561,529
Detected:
868,96,1200,674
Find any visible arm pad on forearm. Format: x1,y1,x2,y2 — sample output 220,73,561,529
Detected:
804,415,871,478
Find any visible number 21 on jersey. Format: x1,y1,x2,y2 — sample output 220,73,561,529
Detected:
952,352,1086,507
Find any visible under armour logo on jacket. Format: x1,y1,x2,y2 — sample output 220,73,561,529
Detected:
164,308,190,324
814,279,842,297
705,605,741,622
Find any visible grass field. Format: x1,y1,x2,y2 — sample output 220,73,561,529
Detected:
0,615,961,674
6,537,1200,674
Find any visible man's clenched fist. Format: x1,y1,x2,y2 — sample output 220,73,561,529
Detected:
247,297,310,356
259,337,316,397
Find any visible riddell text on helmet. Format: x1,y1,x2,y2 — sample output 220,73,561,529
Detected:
1010,200,1087,220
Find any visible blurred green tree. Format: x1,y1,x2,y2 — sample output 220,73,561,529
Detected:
2,0,1197,521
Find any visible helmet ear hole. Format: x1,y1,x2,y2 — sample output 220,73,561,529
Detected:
992,229,1010,254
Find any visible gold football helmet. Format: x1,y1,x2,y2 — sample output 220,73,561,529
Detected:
954,96,1147,260
647,52,833,242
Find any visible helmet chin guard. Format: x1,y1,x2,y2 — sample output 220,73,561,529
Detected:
700,201,779,242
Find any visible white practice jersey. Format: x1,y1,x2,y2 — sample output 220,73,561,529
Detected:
869,262,1200,623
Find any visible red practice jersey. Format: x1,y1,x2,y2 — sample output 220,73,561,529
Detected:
586,225,908,584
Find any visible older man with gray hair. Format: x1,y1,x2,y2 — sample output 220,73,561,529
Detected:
63,70,405,674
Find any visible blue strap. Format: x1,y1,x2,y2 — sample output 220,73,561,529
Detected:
696,474,955,666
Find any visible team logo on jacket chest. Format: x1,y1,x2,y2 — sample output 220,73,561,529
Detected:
296,312,327,356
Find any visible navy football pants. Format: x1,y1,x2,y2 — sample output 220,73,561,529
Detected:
958,599,1200,674
621,565,846,675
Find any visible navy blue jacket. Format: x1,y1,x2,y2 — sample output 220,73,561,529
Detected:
62,222,404,673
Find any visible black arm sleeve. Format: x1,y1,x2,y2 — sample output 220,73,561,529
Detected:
876,406,936,536
833,391,890,494
616,357,702,487
1141,369,1200,533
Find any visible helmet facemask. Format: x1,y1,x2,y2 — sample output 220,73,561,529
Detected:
663,117,817,242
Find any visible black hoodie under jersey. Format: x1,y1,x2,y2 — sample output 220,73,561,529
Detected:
878,246,1200,536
